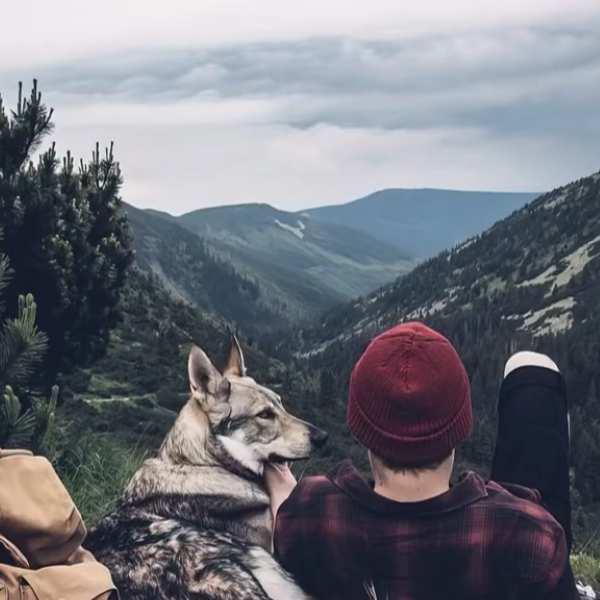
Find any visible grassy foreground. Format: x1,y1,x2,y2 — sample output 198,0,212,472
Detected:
54,432,147,526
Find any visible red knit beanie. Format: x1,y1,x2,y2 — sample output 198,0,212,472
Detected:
347,322,472,465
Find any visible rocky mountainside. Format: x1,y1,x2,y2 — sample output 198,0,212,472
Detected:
305,188,538,259
287,170,600,527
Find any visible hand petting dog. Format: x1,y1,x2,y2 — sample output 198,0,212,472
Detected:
264,461,297,521
264,461,297,554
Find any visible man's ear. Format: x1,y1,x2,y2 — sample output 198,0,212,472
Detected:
224,334,246,378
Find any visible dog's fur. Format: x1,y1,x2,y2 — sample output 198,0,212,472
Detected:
86,336,328,600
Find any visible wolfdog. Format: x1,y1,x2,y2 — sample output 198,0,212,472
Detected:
86,336,328,600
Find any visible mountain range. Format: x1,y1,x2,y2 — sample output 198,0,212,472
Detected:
124,188,535,335
299,173,600,354
125,201,413,334
177,203,414,310
305,188,538,259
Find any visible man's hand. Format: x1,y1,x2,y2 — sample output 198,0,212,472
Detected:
264,462,297,521
264,462,298,554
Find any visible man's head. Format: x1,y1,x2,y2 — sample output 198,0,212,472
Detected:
347,322,471,480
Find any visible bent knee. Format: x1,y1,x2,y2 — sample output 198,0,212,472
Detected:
504,351,560,379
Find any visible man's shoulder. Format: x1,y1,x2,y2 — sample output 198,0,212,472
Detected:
274,462,356,560
481,477,562,530
475,477,569,584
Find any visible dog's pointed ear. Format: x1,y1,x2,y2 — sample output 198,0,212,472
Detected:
188,345,225,395
224,334,246,378
188,345,231,425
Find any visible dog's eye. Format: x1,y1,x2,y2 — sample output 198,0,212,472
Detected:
256,409,276,420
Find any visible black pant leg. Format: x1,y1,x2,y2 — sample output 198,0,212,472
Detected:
490,363,573,553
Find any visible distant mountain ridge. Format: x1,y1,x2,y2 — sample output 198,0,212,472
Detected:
123,201,414,336
305,188,539,259
173,203,414,312
125,186,541,337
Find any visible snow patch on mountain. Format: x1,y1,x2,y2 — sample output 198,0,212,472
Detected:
545,191,568,210
274,219,305,240
453,237,477,253
405,287,461,320
508,297,576,337
519,234,600,291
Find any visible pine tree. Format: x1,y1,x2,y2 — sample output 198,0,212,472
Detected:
0,230,58,453
0,80,134,380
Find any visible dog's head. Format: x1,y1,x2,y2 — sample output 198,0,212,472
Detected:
187,336,328,474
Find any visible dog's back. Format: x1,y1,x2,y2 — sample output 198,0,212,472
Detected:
89,506,290,600
86,339,326,600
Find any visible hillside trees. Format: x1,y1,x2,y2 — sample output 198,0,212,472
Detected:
0,80,134,380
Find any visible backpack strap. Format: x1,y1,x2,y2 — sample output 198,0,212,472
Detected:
0,534,29,568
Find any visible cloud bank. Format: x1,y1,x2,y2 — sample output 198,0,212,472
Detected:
1,2,599,212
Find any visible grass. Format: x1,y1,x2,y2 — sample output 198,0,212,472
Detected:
572,553,600,588
85,373,132,399
53,432,147,526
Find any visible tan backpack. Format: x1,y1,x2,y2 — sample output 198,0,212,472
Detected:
0,448,118,600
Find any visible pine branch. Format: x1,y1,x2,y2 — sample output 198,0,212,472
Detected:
0,253,12,317
32,384,58,456
0,294,48,388
7,80,55,172
0,385,37,448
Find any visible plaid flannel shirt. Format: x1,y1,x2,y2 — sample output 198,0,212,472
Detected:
274,460,577,600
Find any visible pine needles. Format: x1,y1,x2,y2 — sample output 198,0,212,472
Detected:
0,228,57,452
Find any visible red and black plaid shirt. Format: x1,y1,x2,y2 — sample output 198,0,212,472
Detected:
274,460,577,600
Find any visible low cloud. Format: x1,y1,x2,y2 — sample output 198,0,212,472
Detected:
6,25,598,138
1,9,599,212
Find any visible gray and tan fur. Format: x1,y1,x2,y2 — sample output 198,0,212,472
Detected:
86,336,327,600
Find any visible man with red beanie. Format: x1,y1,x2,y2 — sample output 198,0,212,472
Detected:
264,322,578,599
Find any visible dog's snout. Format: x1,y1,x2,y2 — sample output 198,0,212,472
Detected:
309,426,329,448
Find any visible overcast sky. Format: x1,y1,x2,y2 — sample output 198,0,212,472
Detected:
1,0,599,214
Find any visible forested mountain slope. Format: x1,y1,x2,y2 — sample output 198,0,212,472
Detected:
125,201,414,335
123,203,284,334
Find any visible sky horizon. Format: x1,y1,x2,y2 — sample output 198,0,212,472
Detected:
1,1,599,214
147,186,547,218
